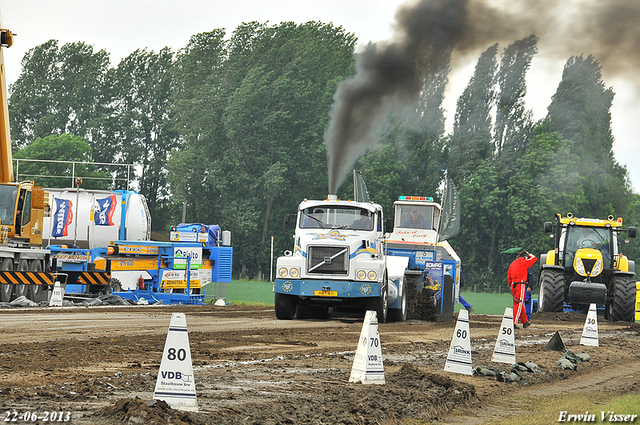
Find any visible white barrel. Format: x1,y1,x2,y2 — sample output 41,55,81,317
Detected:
222,230,231,246
43,188,151,248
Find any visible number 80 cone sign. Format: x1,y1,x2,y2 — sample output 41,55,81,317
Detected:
153,313,198,412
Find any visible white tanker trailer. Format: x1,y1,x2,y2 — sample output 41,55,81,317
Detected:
42,188,151,248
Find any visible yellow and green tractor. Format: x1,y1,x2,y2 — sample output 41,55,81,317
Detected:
539,213,637,321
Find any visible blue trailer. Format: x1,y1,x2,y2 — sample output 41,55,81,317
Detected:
49,223,233,305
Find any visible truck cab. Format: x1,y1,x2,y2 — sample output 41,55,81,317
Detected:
275,196,393,321
385,195,461,322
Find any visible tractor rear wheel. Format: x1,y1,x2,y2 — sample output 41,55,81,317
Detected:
538,269,564,313
275,293,297,320
608,274,635,322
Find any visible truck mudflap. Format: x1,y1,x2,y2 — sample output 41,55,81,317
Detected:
568,281,607,305
275,279,381,299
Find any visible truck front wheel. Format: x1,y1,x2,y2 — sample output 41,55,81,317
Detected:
608,274,635,322
367,282,388,323
538,269,564,313
275,293,297,320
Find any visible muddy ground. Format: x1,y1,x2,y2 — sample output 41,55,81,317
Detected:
0,304,638,424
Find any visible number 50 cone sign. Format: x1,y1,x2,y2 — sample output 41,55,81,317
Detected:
154,313,198,412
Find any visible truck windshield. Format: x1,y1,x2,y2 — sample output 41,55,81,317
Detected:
300,206,374,231
0,184,17,225
395,205,438,230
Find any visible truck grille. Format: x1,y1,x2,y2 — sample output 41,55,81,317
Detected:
307,246,349,275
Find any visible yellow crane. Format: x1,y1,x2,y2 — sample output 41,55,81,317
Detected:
0,19,52,303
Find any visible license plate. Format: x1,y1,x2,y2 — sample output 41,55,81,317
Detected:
314,290,338,297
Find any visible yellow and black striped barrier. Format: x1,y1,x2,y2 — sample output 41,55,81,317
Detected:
0,271,111,287
66,271,111,286
0,271,54,286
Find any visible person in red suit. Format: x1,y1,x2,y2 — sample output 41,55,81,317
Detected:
507,250,537,328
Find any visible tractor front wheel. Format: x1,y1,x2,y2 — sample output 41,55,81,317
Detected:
608,274,635,322
538,269,564,313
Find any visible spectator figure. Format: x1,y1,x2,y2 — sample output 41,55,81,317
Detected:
525,264,535,321
507,250,537,329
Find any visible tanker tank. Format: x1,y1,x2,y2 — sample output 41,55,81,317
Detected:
43,188,151,248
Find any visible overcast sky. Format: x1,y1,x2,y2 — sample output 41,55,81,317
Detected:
2,0,639,192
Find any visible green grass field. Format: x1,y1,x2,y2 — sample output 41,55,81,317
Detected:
203,280,522,315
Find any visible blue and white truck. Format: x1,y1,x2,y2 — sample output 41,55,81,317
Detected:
274,194,461,322
274,195,409,322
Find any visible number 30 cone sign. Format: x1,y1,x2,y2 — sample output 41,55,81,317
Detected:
153,313,198,412
580,303,599,347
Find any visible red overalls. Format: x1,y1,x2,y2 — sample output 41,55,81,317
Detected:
507,254,537,325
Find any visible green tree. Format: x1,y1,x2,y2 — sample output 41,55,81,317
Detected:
9,41,111,153
445,44,499,289
168,22,356,278
545,55,632,218
111,48,178,228
494,35,538,154
447,44,498,184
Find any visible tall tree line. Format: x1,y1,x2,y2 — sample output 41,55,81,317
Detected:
8,26,639,284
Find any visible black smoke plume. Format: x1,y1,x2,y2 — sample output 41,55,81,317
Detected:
324,0,640,195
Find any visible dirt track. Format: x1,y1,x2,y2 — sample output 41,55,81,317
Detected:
0,304,638,424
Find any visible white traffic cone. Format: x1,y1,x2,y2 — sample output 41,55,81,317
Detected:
349,310,385,385
492,307,516,364
49,280,63,307
580,303,599,347
153,313,198,411
444,309,473,375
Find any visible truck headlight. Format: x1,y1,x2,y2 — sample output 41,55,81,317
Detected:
278,267,289,278
575,257,586,276
590,258,602,277
289,267,300,278
367,270,378,281
356,270,366,280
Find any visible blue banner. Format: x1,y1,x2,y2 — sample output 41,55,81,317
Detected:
94,195,116,226
52,198,73,237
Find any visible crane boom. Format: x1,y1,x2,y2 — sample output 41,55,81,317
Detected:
0,25,14,183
